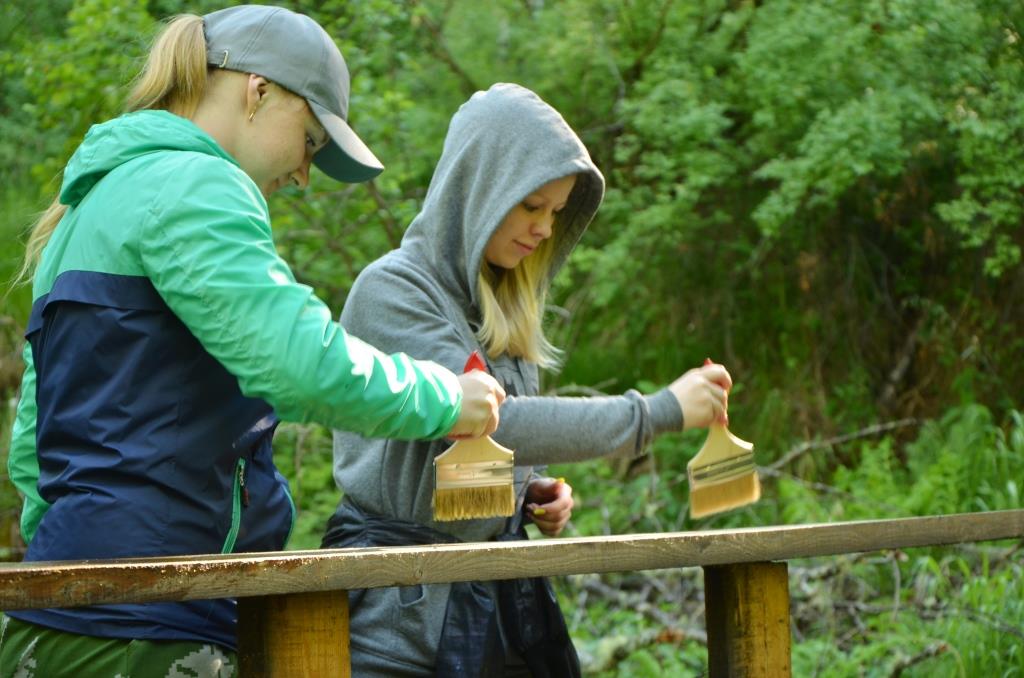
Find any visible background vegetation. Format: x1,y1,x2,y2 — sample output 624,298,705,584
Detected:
1,0,1021,675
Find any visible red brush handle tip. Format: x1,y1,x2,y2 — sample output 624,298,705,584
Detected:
464,350,487,374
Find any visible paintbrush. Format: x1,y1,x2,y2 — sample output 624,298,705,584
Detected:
432,351,516,521
686,358,760,519
687,422,761,519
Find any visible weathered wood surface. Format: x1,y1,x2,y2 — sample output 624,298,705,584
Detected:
0,510,1020,610
238,590,349,677
705,562,791,678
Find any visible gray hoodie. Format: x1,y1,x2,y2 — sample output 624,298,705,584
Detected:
331,83,683,675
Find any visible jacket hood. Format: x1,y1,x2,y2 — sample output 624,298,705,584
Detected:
399,83,605,310
59,110,237,207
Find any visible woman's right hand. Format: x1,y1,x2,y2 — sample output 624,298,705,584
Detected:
449,371,506,438
668,361,733,430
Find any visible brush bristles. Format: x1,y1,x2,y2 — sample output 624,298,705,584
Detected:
433,485,516,521
689,472,762,519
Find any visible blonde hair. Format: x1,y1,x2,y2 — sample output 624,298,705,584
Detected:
476,235,561,369
14,15,207,287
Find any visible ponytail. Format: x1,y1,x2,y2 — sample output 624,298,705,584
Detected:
12,199,67,289
15,14,208,286
125,14,208,117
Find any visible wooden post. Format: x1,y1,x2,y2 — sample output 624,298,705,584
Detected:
704,561,791,677
237,590,350,677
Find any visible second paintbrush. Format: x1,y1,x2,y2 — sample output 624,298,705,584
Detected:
432,351,516,521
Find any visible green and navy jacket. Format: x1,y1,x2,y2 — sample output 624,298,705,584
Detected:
6,110,463,650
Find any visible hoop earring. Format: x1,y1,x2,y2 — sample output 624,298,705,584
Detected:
248,110,256,123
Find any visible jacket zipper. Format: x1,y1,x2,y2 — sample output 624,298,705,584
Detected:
221,458,246,554
282,484,297,548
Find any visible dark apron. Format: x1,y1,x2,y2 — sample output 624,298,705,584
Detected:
322,499,580,678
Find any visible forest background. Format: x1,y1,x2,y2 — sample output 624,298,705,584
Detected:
1,0,1022,675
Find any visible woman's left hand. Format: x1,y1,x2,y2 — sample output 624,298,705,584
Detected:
525,477,574,537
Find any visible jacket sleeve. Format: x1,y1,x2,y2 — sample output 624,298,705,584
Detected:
8,344,49,544
493,389,683,466
136,156,461,440
341,262,684,466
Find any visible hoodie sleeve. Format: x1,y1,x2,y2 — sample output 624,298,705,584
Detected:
8,344,49,544
493,389,682,465
342,261,683,466
136,155,461,440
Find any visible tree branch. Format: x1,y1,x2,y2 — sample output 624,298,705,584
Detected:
767,418,919,471
363,180,403,249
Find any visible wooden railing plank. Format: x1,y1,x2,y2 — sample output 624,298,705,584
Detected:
0,510,1020,610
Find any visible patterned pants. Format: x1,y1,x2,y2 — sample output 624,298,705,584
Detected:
0,615,237,678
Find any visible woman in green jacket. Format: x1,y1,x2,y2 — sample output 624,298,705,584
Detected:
0,5,503,677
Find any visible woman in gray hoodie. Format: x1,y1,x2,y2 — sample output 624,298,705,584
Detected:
324,83,732,677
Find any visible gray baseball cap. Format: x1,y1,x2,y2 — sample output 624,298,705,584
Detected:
203,5,383,183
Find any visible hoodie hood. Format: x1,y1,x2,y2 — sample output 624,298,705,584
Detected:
60,110,238,207
399,83,605,310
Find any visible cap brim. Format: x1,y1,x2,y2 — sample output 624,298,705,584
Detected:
309,101,384,183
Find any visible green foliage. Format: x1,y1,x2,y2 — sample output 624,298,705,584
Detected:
561,405,1024,674
549,0,1023,449
3,0,155,194
785,405,1024,521
787,554,1024,677
936,67,1024,277
271,423,339,551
